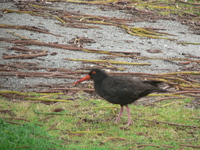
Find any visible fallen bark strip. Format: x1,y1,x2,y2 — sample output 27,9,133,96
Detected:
0,24,63,37
0,71,80,79
139,119,200,128
136,144,160,148
34,110,71,115
0,69,17,72
24,97,72,102
142,27,167,30
0,63,74,72
0,109,16,116
120,24,175,39
38,116,54,122
57,22,100,29
27,4,134,23
159,71,200,75
2,7,133,27
180,144,200,148
66,58,151,66
82,49,139,57
10,46,44,52
146,76,192,85
70,130,105,134
173,91,200,95
3,120,22,125
0,90,27,96
2,66,198,79
38,88,95,93
179,87,200,91
101,137,126,143
178,42,200,45
3,51,48,59
144,96,189,106
110,71,200,80
7,30,36,41
110,72,172,77
81,62,127,71
2,117,30,122
49,122,59,130
2,119,43,126
1,64,199,93
1,64,199,88
123,143,173,148
0,64,166,76
0,38,140,56
141,56,200,64
66,0,154,14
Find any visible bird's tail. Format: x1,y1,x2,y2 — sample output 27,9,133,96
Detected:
143,80,168,93
143,80,163,86
155,88,168,93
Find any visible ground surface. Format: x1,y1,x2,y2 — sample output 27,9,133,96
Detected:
0,1,199,94
0,1,199,149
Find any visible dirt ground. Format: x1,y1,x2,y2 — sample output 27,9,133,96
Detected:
0,1,199,96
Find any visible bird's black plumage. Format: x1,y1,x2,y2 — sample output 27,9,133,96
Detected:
74,68,167,125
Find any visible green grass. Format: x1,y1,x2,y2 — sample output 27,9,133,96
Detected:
0,118,64,150
0,95,199,149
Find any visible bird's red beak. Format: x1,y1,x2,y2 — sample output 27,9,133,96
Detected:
73,75,91,85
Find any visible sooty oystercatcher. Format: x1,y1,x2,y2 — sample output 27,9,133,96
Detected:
74,68,167,125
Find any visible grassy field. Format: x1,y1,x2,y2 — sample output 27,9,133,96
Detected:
0,94,199,150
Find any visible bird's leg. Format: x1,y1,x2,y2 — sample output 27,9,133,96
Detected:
125,105,133,126
115,105,124,123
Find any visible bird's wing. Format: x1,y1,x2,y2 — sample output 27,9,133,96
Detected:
99,77,142,104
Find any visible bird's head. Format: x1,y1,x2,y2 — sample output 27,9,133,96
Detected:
73,68,108,85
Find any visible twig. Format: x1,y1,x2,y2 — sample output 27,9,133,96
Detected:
137,144,160,148
0,24,63,37
70,130,105,134
38,88,95,93
38,116,54,122
2,117,30,122
144,96,187,106
0,90,27,96
3,120,22,125
10,46,44,52
101,137,126,143
0,37,140,57
49,122,59,130
178,42,200,45
0,71,79,79
25,97,72,102
3,51,48,59
173,91,200,95
34,110,71,115
67,58,151,66
180,144,200,148
138,119,200,128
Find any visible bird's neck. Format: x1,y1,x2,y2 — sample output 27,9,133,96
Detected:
93,74,108,84
93,75,108,91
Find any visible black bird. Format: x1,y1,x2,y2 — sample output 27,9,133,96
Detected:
74,68,167,125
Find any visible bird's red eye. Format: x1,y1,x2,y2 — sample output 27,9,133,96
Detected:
92,71,96,74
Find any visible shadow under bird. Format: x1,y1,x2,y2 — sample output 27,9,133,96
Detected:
74,68,167,125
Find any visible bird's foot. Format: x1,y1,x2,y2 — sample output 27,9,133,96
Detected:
114,120,119,124
125,121,133,126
